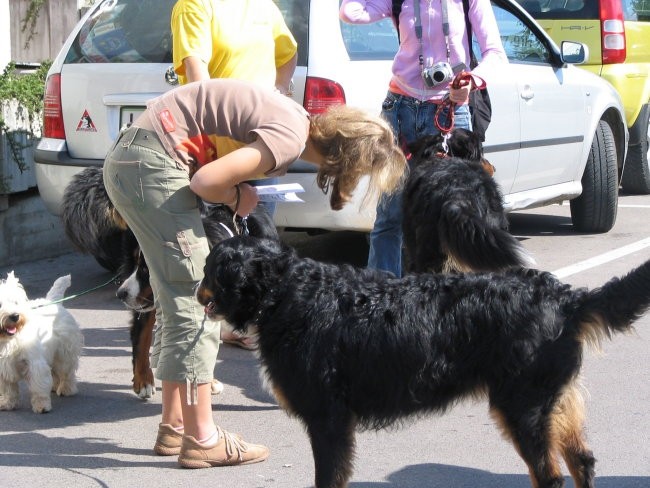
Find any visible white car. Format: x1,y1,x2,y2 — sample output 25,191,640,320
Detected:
35,0,628,233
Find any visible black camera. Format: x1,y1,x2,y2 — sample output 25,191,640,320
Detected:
421,61,467,88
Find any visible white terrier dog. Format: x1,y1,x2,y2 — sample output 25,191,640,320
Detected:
0,272,83,413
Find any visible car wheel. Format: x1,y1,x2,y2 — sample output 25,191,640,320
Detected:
620,107,650,195
570,119,618,233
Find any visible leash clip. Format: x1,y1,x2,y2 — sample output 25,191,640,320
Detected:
442,133,451,155
232,214,250,236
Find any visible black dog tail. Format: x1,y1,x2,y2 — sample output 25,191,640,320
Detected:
438,202,535,272
575,258,650,345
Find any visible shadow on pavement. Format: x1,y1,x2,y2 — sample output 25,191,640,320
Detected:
351,463,650,487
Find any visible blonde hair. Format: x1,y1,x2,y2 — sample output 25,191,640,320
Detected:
309,105,407,210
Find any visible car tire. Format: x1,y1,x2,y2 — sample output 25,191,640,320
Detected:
620,107,650,195
570,119,618,233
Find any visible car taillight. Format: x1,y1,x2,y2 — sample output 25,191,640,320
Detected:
599,0,626,64
303,77,346,114
43,73,66,139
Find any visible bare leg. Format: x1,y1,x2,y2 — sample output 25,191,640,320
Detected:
162,380,216,440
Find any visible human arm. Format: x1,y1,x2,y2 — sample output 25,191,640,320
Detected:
275,53,297,96
467,0,508,77
339,0,392,23
182,56,210,83
189,139,275,216
269,1,298,95
449,0,506,104
171,0,213,83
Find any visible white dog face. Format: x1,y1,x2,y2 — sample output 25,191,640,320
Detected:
0,272,29,340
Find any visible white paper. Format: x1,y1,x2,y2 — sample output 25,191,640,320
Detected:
255,183,305,203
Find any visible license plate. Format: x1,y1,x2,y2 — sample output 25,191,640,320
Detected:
120,106,145,130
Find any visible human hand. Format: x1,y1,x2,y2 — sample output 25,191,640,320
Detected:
230,182,259,217
449,83,471,105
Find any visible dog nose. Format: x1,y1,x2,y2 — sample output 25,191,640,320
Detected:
116,289,127,301
9,313,19,323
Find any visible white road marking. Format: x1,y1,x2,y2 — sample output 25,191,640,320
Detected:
618,204,650,208
553,237,650,279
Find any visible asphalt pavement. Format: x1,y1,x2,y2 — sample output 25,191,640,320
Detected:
1,203,649,488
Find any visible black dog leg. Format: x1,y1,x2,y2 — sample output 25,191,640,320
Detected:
306,410,357,488
491,402,566,488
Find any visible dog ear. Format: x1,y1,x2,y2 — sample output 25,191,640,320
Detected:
447,129,483,162
465,131,483,162
5,271,19,287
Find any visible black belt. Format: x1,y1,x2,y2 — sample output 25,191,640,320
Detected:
121,126,167,154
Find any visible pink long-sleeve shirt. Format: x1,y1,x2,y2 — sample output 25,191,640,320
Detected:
340,0,507,101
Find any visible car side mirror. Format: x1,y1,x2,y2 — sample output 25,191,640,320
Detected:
560,41,588,65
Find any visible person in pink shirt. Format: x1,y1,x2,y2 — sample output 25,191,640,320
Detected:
340,0,506,277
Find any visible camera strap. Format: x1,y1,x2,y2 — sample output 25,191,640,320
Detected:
414,0,424,69
440,0,451,63
414,0,452,68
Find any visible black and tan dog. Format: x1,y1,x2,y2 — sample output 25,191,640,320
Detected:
197,236,650,488
62,167,278,398
403,128,533,273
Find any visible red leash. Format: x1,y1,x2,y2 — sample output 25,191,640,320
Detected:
434,71,487,135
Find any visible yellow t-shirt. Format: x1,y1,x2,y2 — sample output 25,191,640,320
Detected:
171,0,298,86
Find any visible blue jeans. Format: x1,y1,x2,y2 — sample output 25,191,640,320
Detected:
367,92,471,277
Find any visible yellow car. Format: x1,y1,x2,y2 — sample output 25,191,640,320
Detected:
516,0,650,194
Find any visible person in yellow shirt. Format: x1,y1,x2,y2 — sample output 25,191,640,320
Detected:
171,0,297,94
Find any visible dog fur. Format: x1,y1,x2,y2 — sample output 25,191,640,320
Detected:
62,166,126,272
62,166,279,398
196,236,650,488
403,128,533,274
0,273,83,413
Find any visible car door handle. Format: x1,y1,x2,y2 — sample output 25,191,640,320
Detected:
520,85,534,100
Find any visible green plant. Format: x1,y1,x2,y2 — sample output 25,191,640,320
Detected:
0,60,51,191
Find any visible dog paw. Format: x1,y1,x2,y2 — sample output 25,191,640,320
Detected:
31,397,52,413
134,382,156,400
0,399,18,411
55,382,78,397
211,379,224,395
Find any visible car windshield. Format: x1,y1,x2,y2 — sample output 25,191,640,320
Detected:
515,0,650,21
64,0,175,63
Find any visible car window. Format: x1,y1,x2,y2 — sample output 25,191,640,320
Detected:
273,0,309,66
64,0,175,64
625,0,650,21
515,0,650,21
338,1,398,61
514,1,598,18
340,19,399,60
474,3,551,64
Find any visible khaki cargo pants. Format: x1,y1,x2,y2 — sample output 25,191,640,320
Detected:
103,126,220,386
